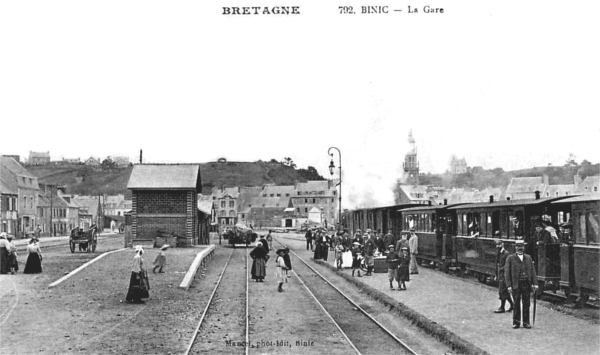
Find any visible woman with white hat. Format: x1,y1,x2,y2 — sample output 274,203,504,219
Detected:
126,246,150,304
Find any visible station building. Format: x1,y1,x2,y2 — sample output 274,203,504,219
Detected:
127,164,203,247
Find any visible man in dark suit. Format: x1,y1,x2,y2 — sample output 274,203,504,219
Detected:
494,239,514,313
505,240,538,329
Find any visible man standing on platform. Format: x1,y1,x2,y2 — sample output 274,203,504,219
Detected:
305,228,313,251
494,239,513,313
505,240,538,329
408,229,419,274
363,230,377,276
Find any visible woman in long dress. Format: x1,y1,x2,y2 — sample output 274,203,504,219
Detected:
250,242,267,282
23,238,43,274
0,232,11,274
126,246,150,304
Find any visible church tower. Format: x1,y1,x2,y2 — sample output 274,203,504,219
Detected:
403,129,419,184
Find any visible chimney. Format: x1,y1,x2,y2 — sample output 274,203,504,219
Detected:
574,174,582,189
139,149,143,164
443,198,448,206
535,190,541,200
489,195,494,203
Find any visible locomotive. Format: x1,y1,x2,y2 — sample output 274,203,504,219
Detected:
344,193,599,306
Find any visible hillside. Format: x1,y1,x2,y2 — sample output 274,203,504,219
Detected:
25,161,325,196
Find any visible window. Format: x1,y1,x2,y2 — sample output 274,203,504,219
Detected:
587,210,599,244
304,199,308,203
595,187,598,192
270,194,274,197
229,201,234,208
286,193,290,197
221,201,226,208
23,196,27,209
312,198,316,203
298,192,301,196
30,196,34,209
213,196,216,200
297,208,300,213
305,208,308,213
263,194,267,197
277,194,281,197
242,214,245,219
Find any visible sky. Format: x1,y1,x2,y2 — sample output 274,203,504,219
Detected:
1,0,599,208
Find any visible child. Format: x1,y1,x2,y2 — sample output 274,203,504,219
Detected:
351,242,363,277
275,249,288,292
153,244,169,273
398,247,410,290
335,244,345,270
385,245,400,290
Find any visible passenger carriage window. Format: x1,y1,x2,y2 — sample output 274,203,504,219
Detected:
432,213,436,232
587,210,599,245
492,211,501,237
577,213,587,244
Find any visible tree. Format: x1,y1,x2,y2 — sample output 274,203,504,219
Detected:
101,157,116,170
283,157,297,169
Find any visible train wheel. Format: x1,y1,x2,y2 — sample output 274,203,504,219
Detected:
70,242,75,253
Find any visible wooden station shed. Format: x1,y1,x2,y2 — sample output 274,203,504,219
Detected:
127,164,202,247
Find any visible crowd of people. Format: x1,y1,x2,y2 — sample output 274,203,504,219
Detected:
304,227,420,286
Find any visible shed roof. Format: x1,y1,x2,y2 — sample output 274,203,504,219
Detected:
127,164,202,191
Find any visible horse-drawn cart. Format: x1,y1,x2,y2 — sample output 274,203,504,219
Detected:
70,225,98,253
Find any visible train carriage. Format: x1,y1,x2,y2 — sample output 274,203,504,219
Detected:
399,203,460,271
448,195,568,283
550,195,600,305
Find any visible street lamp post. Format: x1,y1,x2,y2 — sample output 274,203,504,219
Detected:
328,147,342,232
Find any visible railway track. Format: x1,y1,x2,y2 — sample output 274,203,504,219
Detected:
185,247,249,355
273,239,419,355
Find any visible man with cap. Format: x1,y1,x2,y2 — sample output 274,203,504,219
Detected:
363,230,377,276
408,229,419,274
505,240,538,329
374,230,385,255
385,245,401,290
352,229,363,245
494,239,513,313
305,228,313,251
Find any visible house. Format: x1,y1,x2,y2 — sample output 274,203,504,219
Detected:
213,187,241,226
127,164,202,247
197,195,215,244
72,195,103,229
28,151,50,165
235,186,263,226
85,157,101,166
0,174,18,236
291,180,338,226
504,176,548,201
577,175,599,194
113,156,130,168
37,185,78,237
1,156,40,238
